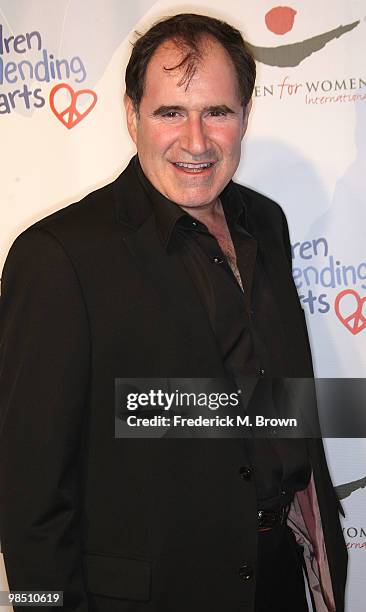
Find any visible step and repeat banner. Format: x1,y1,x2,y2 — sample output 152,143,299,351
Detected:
0,0,365,609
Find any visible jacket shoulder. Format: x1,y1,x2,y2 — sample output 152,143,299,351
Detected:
1,177,122,284
232,182,293,267
28,180,116,237
5,177,121,270
233,182,286,224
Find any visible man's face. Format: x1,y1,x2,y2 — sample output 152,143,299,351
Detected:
124,37,251,209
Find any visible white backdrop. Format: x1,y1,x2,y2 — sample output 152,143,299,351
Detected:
0,1,365,610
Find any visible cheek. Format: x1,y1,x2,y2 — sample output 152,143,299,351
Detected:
210,125,243,153
143,124,179,155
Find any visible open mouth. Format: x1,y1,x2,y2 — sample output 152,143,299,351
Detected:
171,161,216,174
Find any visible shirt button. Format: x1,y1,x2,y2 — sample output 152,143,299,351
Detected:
259,368,265,376
281,489,287,496
192,221,198,227
239,466,252,480
212,256,224,264
239,564,253,581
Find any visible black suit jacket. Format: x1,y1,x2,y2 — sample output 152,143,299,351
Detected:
0,157,347,611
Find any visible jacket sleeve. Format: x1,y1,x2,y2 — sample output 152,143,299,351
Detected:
0,228,90,611
278,205,294,269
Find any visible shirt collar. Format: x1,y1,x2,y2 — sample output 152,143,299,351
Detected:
133,155,248,250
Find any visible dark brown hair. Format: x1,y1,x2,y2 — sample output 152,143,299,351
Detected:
125,13,256,111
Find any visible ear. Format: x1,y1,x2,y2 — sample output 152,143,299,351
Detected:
124,94,138,144
241,98,253,139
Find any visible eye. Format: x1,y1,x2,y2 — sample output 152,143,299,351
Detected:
209,110,227,117
162,111,181,118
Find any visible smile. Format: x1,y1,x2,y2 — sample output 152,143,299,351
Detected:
172,161,216,174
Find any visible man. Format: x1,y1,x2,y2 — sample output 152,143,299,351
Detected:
0,13,347,612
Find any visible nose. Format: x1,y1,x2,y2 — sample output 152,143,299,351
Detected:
180,115,211,157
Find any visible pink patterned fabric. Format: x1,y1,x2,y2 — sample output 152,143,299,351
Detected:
287,472,335,612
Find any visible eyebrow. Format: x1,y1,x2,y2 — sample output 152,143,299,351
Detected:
152,104,235,116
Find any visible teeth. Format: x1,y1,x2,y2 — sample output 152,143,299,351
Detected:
174,162,213,169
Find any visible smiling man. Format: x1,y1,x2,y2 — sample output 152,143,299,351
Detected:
0,13,346,612
124,35,250,212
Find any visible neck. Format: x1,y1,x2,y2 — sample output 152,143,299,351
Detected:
179,198,225,228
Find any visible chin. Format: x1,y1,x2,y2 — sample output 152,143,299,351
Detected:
173,188,218,207
174,196,214,208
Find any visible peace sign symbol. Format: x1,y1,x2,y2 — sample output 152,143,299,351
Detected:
335,289,366,335
50,83,97,129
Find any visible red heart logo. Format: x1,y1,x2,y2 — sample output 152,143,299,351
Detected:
49,83,97,129
334,289,366,335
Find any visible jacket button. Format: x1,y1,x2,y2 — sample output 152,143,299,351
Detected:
239,466,252,480
259,368,265,376
239,563,253,581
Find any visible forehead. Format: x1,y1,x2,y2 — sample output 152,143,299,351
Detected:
142,37,240,104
